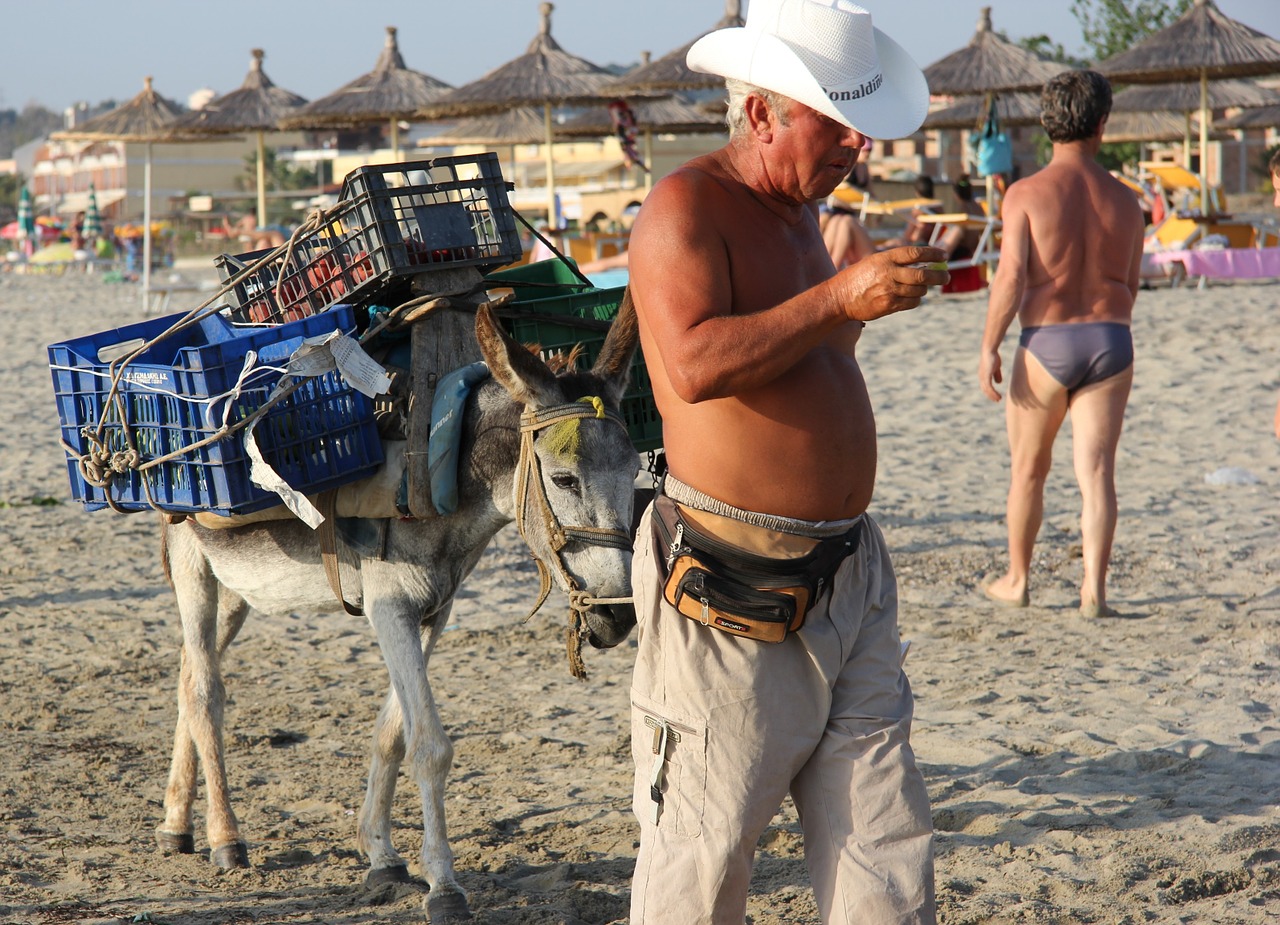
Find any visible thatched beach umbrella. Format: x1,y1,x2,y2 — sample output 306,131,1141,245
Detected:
417,2,620,224
1216,101,1280,130
281,26,451,159
923,6,1064,97
53,76,203,308
601,0,744,95
923,92,1042,130
419,107,551,186
171,49,307,228
1103,110,1221,144
1111,77,1275,167
1095,0,1280,212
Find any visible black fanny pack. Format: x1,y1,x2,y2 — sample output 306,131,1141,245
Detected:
652,491,863,643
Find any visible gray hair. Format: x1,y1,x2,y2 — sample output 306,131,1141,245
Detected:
724,79,793,136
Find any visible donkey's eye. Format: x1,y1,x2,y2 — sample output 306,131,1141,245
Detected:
550,473,581,494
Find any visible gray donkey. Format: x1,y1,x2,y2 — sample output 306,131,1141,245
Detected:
156,299,641,923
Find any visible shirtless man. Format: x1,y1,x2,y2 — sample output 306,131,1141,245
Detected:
978,70,1145,618
624,2,947,922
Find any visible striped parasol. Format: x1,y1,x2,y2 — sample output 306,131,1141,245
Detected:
16,185,34,256
83,183,103,241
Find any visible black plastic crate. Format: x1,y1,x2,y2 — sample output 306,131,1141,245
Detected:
217,153,523,325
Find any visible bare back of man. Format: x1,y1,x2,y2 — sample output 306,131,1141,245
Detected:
630,146,942,522
1011,152,1143,327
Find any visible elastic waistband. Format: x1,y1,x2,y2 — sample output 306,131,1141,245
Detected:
662,474,863,539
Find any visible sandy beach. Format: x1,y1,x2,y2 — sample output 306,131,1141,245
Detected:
1,264,1278,924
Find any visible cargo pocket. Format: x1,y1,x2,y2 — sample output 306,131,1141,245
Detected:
630,693,707,839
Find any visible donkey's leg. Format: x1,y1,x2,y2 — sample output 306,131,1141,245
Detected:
358,606,454,887
357,688,411,884
369,602,470,921
158,525,251,868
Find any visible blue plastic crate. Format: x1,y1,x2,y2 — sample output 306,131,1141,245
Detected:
48,306,385,515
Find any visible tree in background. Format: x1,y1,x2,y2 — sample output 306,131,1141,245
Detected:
235,148,316,225
0,173,23,225
1070,0,1194,62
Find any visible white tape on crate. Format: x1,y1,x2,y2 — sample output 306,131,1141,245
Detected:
286,330,392,399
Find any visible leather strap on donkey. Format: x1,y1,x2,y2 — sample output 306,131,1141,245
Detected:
316,489,362,616
514,398,633,680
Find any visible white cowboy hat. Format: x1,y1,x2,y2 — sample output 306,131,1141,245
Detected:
687,0,929,140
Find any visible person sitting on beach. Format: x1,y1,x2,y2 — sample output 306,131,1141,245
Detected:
978,69,1145,618
624,0,948,920
934,174,988,260
819,154,877,268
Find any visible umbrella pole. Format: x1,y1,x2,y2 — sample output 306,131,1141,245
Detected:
644,128,654,192
390,119,401,161
1198,70,1209,214
544,102,557,228
256,130,267,229
1183,113,1192,174
142,141,152,312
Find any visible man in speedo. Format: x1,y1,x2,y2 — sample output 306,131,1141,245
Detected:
978,69,1144,619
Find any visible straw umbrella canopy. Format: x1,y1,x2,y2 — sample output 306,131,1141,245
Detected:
1104,110,1223,143
601,0,744,95
52,76,204,308
1095,0,1280,212
1216,101,1280,130
923,91,1042,130
417,2,622,224
1111,77,1275,166
418,107,552,186
82,183,103,242
923,6,1064,97
171,49,307,228
281,26,451,160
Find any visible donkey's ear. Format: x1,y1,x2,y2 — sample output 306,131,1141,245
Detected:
475,302,560,408
590,287,639,405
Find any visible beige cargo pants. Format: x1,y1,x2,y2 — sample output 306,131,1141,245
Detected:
628,506,935,925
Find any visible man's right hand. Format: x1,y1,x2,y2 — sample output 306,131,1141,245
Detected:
837,246,949,323
979,349,1003,402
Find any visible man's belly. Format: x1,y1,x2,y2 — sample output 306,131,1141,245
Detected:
660,404,877,522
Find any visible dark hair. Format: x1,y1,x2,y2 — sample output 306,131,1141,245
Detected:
954,174,974,202
914,175,935,198
1270,148,1280,175
1040,69,1112,143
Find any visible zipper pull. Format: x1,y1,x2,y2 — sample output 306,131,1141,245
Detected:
666,522,684,570
700,597,711,626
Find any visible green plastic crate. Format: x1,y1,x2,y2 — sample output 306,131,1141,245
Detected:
491,263,661,452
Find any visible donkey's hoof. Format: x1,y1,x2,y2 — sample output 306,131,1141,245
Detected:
210,841,250,869
156,830,195,855
366,863,413,887
426,889,472,923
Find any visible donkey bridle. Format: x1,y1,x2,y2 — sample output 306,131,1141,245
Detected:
514,399,634,680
